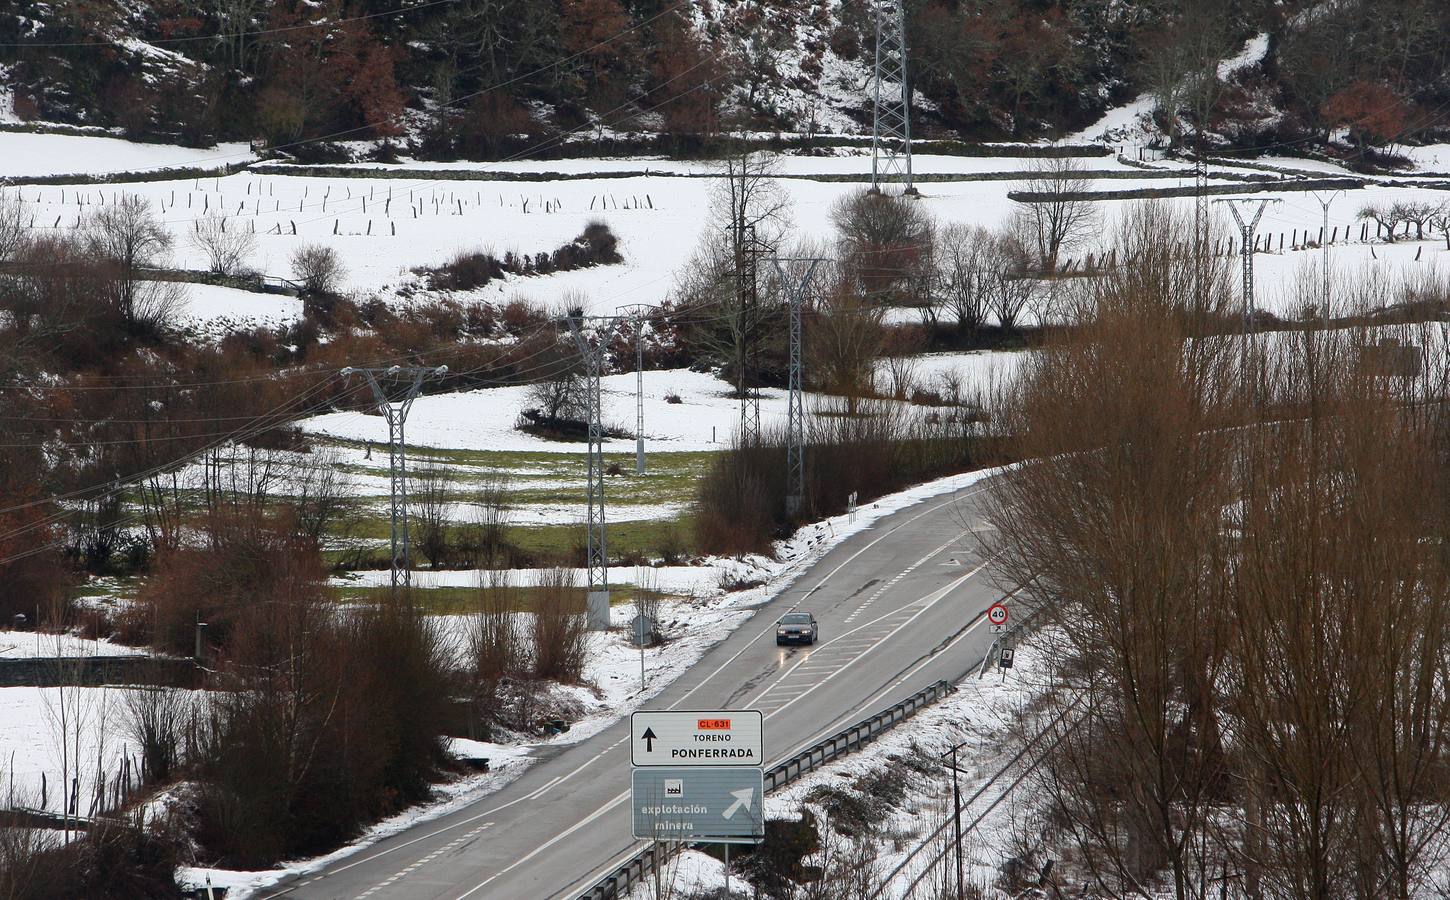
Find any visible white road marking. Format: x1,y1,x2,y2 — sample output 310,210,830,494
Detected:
842,530,969,623
293,484,991,900
354,823,494,899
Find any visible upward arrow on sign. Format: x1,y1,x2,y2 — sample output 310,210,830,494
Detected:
641,727,657,752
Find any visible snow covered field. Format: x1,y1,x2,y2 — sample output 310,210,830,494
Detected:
0,131,253,180
171,282,304,340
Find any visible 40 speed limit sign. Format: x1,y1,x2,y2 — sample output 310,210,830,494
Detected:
986,600,1009,628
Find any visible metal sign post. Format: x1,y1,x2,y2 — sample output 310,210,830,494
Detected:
630,709,765,879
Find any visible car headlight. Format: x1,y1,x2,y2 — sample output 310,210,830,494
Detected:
777,626,787,633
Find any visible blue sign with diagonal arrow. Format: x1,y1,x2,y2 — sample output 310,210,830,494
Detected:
631,766,766,842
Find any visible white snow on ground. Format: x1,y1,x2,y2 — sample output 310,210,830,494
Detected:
1219,33,1270,79
1069,93,1159,147
0,686,133,814
0,630,148,658
332,565,727,596
876,349,1026,401
633,627,1057,899
0,131,253,180
1069,32,1266,151
210,464,1001,898
306,152,1133,177
171,282,304,339
7,153,1221,317
1395,144,1450,173
303,367,896,453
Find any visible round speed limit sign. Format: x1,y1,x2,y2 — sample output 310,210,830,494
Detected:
987,603,1009,627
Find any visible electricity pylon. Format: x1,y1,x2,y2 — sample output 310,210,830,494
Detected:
870,0,915,195
1310,190,1345,327
341,364,448,590
1215,198,1281,336
617,303,659,475
773,257,827,517
564,314,626,627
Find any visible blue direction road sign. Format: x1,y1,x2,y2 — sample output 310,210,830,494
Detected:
631,766,765,843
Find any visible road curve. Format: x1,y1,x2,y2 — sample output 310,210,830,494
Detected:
260,479,1007,900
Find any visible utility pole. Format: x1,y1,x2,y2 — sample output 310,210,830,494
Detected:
870,0,915,195
1310,190,1345,327
733,226,766,447
1193,151,1210,306
1215,198,1281,337
618,304,658,475
773,257,826,517
565,315,625,629
342,364,447,591
941,740,970,900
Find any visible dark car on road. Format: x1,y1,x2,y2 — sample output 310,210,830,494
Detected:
775,612,818,645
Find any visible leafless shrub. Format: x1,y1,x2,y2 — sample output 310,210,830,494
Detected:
468,471,512,568
831,188,935,301
289,243,344,296
409,459,451,569
123,686,191,784
531,567,588,682
470,570,525,724
190,211,257,276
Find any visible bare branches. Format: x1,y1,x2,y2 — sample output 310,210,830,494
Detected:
1013,156,1099,273
190,212,257,277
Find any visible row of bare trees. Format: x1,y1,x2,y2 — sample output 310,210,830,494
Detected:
987,201,1450,899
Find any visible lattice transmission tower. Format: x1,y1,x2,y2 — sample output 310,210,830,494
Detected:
341,364,447,590
870,0,915,195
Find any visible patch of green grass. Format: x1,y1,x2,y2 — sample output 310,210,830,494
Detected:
322,438,712,509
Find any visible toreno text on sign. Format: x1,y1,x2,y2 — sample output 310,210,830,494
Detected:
631,710,765,767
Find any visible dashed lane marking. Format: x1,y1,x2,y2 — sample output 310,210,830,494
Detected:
354,822,494,900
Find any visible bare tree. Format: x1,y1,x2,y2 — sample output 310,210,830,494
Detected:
1359,202,1404,242
675,152,792,397
1428,203,1450,250
1013,156,1100,272
85,194,183,335
290,448,357,546
988,224,1037,330
0,192,27,263
409,460,451,569
289,243,344,296
1392,200,1437,240
937,223,995,336
1142,5,1232,149
809,271,887,415
985,202,1239,899
191,212,257,277
524,342,588,425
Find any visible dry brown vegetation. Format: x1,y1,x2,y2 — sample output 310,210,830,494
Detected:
986,201,1450,898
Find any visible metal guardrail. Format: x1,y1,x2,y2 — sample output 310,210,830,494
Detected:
577,678,957,900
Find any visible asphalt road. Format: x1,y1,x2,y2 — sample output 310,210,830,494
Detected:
261,479,1009,900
